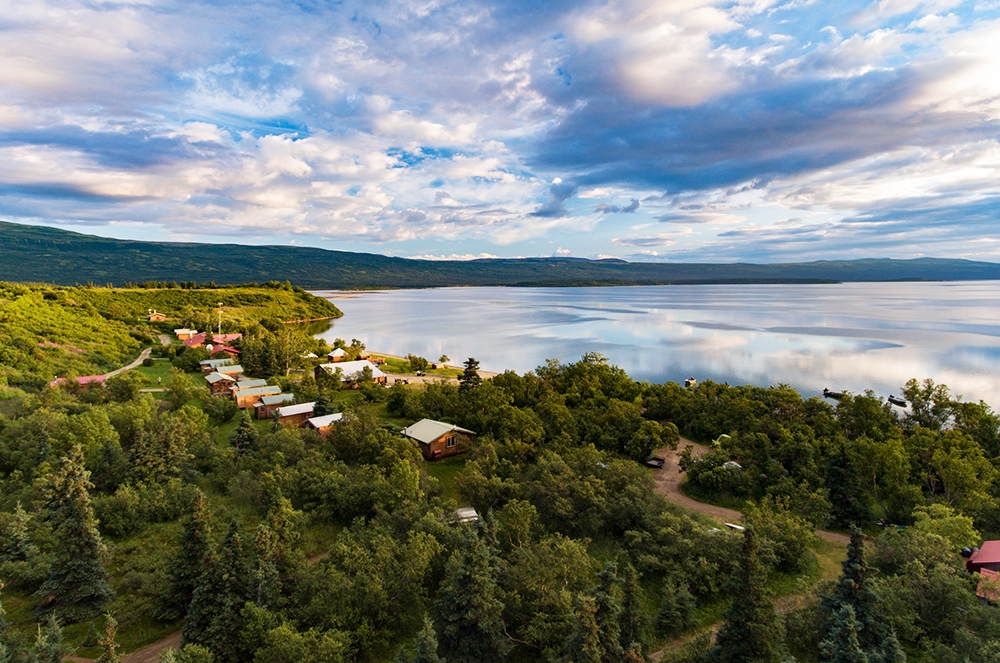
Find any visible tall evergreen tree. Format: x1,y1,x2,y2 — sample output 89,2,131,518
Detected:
38,446,115,623
459,358,482,391
434,523,511,663
618,562,649,654
2,502,37,562
160,491,213,620
821,526,892,657
709,527,784,663
590,563,623,663
249,524,279,610
563,596,601,663
183,520,249,663
230,412,259,457
397,615,446,663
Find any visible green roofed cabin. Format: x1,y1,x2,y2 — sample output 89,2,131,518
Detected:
233,384,281,409
402,419,475,460
254,393,296,419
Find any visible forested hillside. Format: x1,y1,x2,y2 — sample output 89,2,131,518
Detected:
3,221,1000,287
1,291,999,662
0,282,340,389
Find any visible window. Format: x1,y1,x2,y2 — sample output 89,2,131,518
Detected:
446,435,455,448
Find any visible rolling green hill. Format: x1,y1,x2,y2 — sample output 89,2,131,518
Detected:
2,221,999,287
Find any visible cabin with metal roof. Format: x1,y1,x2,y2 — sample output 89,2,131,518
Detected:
200,357,235,374
402,419,475,460
305,412,345,436
205,371,238,395
316,360,387,386
254,393,296,419
968,541,1000,573
268,401,315,426
327,348,348,361
233,384,282,409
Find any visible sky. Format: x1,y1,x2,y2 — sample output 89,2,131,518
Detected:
1,0,999,263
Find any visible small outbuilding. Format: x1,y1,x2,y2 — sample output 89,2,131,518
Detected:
327,348,348,362
148,310,167,322
174,328,197,341
200,358,235,375
403,419,475,460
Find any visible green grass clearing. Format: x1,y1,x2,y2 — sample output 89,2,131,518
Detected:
423,455,468,505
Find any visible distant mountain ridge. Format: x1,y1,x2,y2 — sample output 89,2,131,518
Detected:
2,221,999,288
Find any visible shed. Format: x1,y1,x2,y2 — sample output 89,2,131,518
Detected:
402,419,475,460
453,507,479,524
327,348,348,362
148,310,166,322
305,412,345,436
174,328,197,341
979,568,1000,603
254,393,296,419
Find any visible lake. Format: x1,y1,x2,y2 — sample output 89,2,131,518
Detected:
313,282,1000,408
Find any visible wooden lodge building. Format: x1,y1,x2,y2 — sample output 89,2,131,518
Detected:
315,360,387,386
273,402,316,426
233,384,282,409
402,419,475,460
205,371,237,395
254,393,296,419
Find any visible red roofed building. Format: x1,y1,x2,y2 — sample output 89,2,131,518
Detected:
184,332,242,349
49,375,108,389
978,568,1000,603
968,541,1000,573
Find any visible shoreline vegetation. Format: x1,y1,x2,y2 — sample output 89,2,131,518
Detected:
2,281,999,663
3,221,1000,289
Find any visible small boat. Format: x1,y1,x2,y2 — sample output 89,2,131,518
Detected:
888,395,907,407
823,388,845,400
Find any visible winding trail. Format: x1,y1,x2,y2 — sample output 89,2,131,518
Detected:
652,438,850,545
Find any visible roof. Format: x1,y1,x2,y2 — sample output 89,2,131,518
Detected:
200,358,234,368
318,360,386,380
184,332,242,348
174,328,196,334
232,385,282,398
306,412,344,428
234,379,268,389
328,348,348,357
972,541,1000,567
276,402,316,417
205,372,237,384
210,344,240,355
216,364,243,374
260,393,295,406
454,507,479,523
402,419,475,445
301,352,318,359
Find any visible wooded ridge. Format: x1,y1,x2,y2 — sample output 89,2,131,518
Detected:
3,221,1000,288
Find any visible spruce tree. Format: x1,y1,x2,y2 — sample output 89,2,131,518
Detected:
619,562,649,654
459,358,482,391
96,614,123,663
2,502,37,562
819,605,869,663
434,524,511,663
160,491,213,620
709,527,784,663
397,615,446,663
655,579,695,638
821,526,891,656
38,446,115,623
183,519,249,662
249,524,279,610
230,412,259,457
32,614,71,663
563,596,601,663
587,563,623,663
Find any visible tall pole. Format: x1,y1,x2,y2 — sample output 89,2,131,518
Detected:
217,302,223,337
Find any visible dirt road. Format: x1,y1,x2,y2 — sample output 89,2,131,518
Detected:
652,438,850,545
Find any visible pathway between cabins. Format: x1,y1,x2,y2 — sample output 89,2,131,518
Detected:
103,347,152,379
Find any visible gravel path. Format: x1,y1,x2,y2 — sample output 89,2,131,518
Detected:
651,438,850,544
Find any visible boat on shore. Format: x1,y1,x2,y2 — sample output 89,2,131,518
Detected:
888,395,907,407
823,388,845,400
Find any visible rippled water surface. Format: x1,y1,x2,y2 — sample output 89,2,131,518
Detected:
313,282,1000,407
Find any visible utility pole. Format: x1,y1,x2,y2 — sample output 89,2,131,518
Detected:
217,302,223,337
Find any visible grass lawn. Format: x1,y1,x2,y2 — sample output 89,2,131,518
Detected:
371,354,462,378
132,357,175,385
424,455,468,505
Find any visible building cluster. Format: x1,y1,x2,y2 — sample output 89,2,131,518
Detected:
174,329,242,358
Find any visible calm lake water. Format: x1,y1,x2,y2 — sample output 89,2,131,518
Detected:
313,282,1000,408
